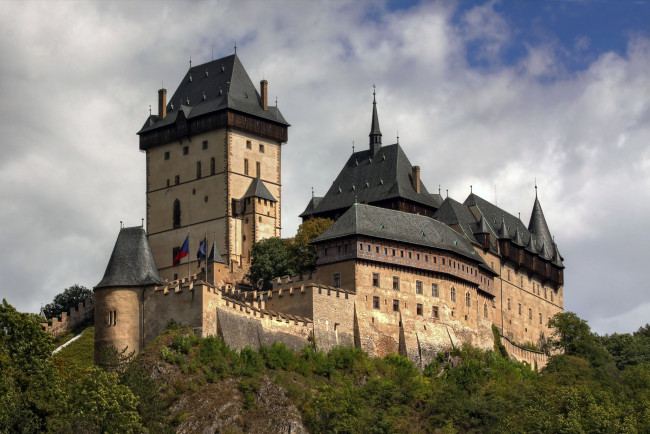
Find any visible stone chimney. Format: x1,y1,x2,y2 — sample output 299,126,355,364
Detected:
260,80,268,110
158,88,167,119
412,166,420,193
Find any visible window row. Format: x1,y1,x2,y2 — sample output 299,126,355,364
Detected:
163,141,210,161
246,140,265,153
507,298,547,324
244,159,261,177
165,158,216,188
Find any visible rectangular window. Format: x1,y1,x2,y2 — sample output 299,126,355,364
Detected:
259,143,264,153
518,303,522,315
164,151,170,160
333,273,341,288
417,303,423,316
166,179,170,187
539,313,543,324
416,280,423,294
432,283,439,297
360,243,363,250
376,246,380,253
507,270,511,281
393,299,399,312
432,306,439,319
529,308,533,320
425,255,428,262
202,140,208,150
244,159,249,175
400,250,404,257
551,292,554,302
196,161,201,179
408,252,412,259
507,298,511,310
392,249,396,256
392,276,400,291
210,157,215,175
256,162,261,178
172,247,180,263
416,253,420,260
246,140,252,149
373,296,380,309
372,273,379,287
183,146,188,155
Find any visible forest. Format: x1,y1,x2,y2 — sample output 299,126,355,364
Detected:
1,297,649,433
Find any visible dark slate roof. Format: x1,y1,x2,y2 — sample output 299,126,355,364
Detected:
96,227,165,288
528,196,555,258
313,204,489,269
208,241,225,264
433,197,480,244
299,196,323,218
303,143,438,217
138,54,288,135
243,178,277,202
369,93,382,138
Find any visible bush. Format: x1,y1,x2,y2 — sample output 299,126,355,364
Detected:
260,342,298,371
238,378,260,410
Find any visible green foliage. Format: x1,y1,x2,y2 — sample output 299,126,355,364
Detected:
246,237,293,290
260,341,299,370
172,333,199,354
238,377,260,410
599,325,650,370
285,217,334,274
42,284,92,319
549,311,612,366
492,324,509,359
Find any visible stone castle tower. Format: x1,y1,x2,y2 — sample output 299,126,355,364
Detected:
137,54,289,282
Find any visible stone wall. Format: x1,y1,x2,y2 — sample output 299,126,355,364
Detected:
41,297,94,337
500,333,548,369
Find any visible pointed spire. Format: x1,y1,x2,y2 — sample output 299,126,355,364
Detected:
474,216,490,234
498,218,509,239
369,85,382,156
528,195,554,259
526,235,537,254
513,227,524,246
552,242,564,267
208,241,225,264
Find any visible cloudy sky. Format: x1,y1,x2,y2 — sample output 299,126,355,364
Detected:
1,0,648,335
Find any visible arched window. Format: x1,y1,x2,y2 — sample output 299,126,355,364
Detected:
450,286,456,302
465,292,471,307
173,200,181,228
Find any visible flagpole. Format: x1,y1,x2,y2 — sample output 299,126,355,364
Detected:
188,200,191,280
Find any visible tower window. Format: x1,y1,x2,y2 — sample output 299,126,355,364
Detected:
202,140,208,150
416,280,423,295
417,303,423,316
393,299,399,312
372,273,379,287
259,143,264,153
196,161,201,179
183,146,188,155
373,296,380,309
244,159,249,175
465,292,471,307
518,303,522,315
507,298,511,310
256,162,261,178
392,276,400,291
432,306,439,318
173,200,181,228
539,313,543,324
211,157,215,175
164,151,170,160
246,140,252,149
432,283,438,297
450,287,456,302
166,179,170,187
484,303,488,318
333,273,341,288
529,308,532,320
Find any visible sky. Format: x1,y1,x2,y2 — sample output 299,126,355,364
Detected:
0,0,649,335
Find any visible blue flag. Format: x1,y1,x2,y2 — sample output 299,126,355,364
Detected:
197,237,207,267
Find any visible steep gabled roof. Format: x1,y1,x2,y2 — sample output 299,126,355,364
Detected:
208,241,225,264
314,204,489,268
138,54,288,135
528,196,554,259
299,196,323,218
96,227,165,288
434,197,480,244
303,143,438,217
243,178,277,202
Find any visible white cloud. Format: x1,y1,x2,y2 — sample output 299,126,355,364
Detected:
0,1,648,336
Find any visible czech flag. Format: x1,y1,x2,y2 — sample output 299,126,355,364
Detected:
197,237,207,267
173,236,189,266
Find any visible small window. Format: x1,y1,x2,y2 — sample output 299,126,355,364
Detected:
202,140,208,150
372,273,379,287
259,143,264,153
196,161,202,179
432,283,439,297
539,313,543,324
173,199,181,228
173,273,178,280
373,296,380,309
258,216,262,223
400,250,404,257
172,246,180,262
175,175,180,185
244,159,249,175
246,140,252,149
507,270,511,281
376,246,380,253
551,292,554,302
392,276,400,291
432,306,439,319
166,179,170,187
393,299,399,312
333,273,341,288
416,280,423,295
507,298,511,310
164,151,170,160
392,249,396,256
416,253,420,260
450,287,456,302
518,303,522,315
408,252,412,259
417,303,423,316
367,244,371,251
183,146,189,155
210,157,215,175
442,258,446,265
384,248,388,254
484,303,488,317
529,308,533,320
256,162,261,178
465,292,471,307
359,243,363,250
425,255,428,262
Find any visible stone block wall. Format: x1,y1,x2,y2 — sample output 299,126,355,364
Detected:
41,297,94,337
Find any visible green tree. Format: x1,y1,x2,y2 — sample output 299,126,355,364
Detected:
286,218,333,274
246,237,292,290
548,312,611,366
42,284,92,319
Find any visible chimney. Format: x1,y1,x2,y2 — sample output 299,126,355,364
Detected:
412,166,421,193
260,80,268,110
158,88,167,119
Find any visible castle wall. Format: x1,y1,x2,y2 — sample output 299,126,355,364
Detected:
311,286,356,352
94,287,145,361
41,297,94,338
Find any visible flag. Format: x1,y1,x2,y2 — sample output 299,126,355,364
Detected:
197,237,207,267
173,236,189,266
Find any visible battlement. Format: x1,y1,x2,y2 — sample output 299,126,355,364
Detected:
41,297,94,337
222,294,313,327
499,332,548,369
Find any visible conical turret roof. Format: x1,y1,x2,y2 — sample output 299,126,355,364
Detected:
96,227,165,288
369,90,382,146
528,196,554,257
498,218,509,239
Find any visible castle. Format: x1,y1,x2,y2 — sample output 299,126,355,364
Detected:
94,53,563,368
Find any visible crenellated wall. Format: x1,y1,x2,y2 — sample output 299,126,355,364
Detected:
500,333,548,369
41,297,94,337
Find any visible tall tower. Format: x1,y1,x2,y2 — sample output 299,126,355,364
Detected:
137,54,289,282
